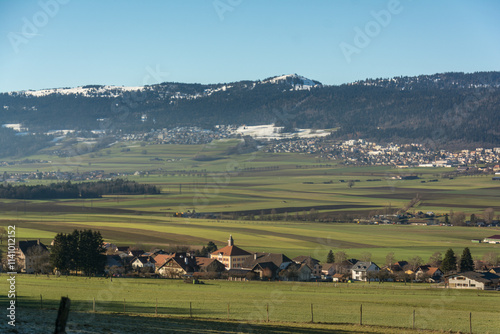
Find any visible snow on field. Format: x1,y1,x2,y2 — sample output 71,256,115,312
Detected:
231,124,331,140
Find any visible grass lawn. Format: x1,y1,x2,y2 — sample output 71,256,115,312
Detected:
2,275,498,333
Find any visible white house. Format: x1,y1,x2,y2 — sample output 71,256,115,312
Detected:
351,261,380,281
447,271,499,290
483,235,500,244
131,257,156,271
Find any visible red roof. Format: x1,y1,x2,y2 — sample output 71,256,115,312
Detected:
153,254,173,267
426,267,441,276
211,245,251,257
486,235,500,239
196,257,216,267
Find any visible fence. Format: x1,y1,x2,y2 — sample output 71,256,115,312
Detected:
25,294,481,333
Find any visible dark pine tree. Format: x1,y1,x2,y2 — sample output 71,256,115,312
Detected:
441,248,457,273
206,241,218,254
460,247,474,272
50,233,71,274
326,250,335,263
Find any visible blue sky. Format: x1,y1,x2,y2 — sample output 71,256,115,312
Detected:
1,0,499,92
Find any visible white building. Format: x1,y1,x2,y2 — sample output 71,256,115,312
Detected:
351,261,380,281
447,272,499,290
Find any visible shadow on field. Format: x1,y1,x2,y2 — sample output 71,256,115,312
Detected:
6,295,210,316
3,296,391,334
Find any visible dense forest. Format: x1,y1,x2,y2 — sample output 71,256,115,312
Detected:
0,179,160,199
0,127,53,158
1,71,499,149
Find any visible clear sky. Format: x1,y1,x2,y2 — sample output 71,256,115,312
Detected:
1,0,499,92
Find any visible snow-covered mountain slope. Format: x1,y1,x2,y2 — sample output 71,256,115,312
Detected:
262,74,322,90
10,85,144,98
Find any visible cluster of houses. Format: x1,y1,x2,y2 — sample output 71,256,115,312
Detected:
121,126,235,145
266,137,500,168
12,236,500,291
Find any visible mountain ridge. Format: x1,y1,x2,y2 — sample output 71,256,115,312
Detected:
1,71,499,149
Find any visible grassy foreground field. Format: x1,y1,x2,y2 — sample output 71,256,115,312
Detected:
1,275,499,334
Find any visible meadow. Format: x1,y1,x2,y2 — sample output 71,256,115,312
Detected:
1,140,500,262
3,212,500,264
2,140,500,333
1,275,499,333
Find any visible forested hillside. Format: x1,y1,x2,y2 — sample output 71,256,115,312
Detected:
1,72,499,149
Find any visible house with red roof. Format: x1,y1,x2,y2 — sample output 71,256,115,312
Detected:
483,235,500,244
415,265,444,282
210,235,252,269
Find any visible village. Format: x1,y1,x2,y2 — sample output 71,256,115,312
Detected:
13,234,500,291
266,138,500,168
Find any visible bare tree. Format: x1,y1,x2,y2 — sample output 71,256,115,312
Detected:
408,256,423,271
428,252,442,267
334,251,348,264
270,208,277,221
0,227,7,245
484,208,495,224
385,252,395,267
451,212,466,226
482,252,499,266
360,252,372,262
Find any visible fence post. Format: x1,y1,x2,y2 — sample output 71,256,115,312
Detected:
359,304,363,326
227,303,230,320
54,297,71,334
310,303,314,323
470,312,472,334
93,297,95,312
155,298,158,317
124,298,126,313
190,302,192,318
266,303,269,322
40,294,43,310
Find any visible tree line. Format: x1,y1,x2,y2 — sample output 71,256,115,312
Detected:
0,179,160,199
50,229,106,276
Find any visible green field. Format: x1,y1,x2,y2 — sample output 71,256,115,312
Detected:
1,140,499,263
3,214,500,264
2,140,500,333
1,275,498,333
3,139,500,218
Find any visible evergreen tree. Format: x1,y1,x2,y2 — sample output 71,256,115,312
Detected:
441,248,457,273
460,247,474,272
206,241,218,254
50,233,71,274
326,250,335,263
49,229,105,276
